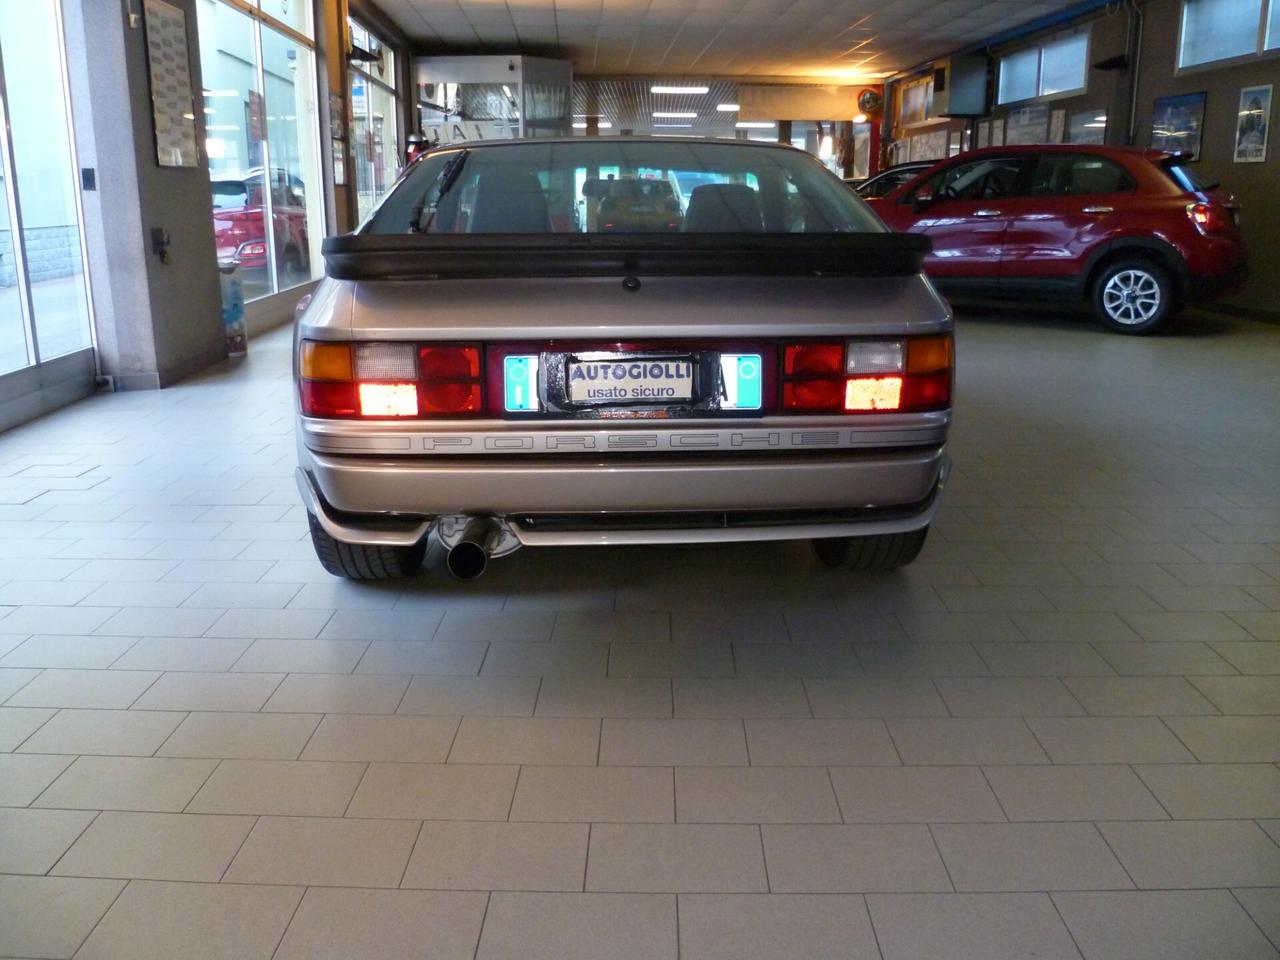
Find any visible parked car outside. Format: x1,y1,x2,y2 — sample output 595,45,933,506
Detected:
869,144,1246,334
211,172,311,284
294,137,953,580
847,161,936,199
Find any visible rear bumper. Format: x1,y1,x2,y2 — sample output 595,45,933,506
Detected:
297,443,948,547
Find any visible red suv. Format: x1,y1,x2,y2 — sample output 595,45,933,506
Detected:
870,145,1246,334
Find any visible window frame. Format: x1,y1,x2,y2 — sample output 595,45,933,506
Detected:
996,28,1092,107
1176,0,1280,71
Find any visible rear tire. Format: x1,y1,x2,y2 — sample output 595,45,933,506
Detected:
812,526,929,571
307,512,425,580
1090,258,1175,335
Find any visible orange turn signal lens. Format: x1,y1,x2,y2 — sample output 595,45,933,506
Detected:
845,376,903,411
906,335,953,374
300,341,354,381
357,382,419,417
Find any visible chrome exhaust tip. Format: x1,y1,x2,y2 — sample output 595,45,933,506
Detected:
445,518,499,580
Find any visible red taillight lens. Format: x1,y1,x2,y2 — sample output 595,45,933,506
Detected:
784,343,843,376
299,380,358,417
901,370,951,411
419,346,482,415
1186,202,1228,235
783,379,844,411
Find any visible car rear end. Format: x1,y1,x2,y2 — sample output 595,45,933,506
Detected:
294,138,953,579
1154,154,1247,300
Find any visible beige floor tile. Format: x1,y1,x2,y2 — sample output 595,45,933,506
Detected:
607,642,735,678
1210,641,1280,674
1190,676,1280,714
1054,890,1280,960
1135,763,1280,818
35,756,217,812
187,758,365,816
224,815,419,887
1231,613,1280,642
448,716,598,765
0,634,137,669
5,668,158,709
131,671,284,712
1063,676,1219,715
599,718,748,766
933,822,1132,891
511,766,674,823
984,764,1167,821
672,678,809,718
110,636,252,671
52,811,254,881
74,880,301,960
0,752,75,805
230,638,368,673
262,674,409,713
476,892,676,960
19,708,184,756
732,642,863,678
744,718,900,766
0,705,55,750
672,609,788,644
1028,717,1197,763
587,823,766,892
678,893,881,960
354,639,486,675
402,820,588,891
1100,820,1280,888
301,714,458,762
319,608,444,641
0,807,95,873
935,677,1085,717
1233,888,1280,952
867,892,1082,960
0,875,125,960
1163,716,1280,761
804,678,949,718
888,718,1049,764
1012,611,1143,643
436,611,555,643
157,711,321,760
761,824,951,892
1094,641,1236,675
482,641,608,678
275,888,488,960
1121,611,1256,643
896,611,1023,644
553,611,671,643
346,762,518,820
829,766,1005,823
398,675,540,715
974,641,1115,676
675,766,841,823
854,641,989,677
535,678,672,718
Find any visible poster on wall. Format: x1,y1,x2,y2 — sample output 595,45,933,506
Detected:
1069,109,1108,144
1005,104,1050,144
991,118,1005,146
1151,91,1207,161
1050,109,1066,143
1234,84,1271,163
143,0,198,167
977,120,991,149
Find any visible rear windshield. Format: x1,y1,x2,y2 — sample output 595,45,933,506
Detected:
364,140,884,235
1164,162,1217,193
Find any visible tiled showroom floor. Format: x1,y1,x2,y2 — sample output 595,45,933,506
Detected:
1,307,1280,960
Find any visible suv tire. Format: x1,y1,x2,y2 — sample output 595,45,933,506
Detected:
1091,257,1175,335
812,526,929,570
307,512,425,579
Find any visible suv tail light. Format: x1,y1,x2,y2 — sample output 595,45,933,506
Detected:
781,336,951,414
1186,202,1230,236
299,340,483,418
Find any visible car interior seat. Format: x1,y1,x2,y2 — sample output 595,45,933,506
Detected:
469,170,550,232
684,184,765,232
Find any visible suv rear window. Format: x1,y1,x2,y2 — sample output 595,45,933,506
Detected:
1164,162,1217,194
364,140,883,235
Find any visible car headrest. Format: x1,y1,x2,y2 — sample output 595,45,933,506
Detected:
469,170,549,233
684,183,764,232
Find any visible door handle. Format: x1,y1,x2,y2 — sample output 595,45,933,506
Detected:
973,209,1002,217
1082,205,1114,214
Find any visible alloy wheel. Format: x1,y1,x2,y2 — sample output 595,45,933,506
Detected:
1102,269,1161,325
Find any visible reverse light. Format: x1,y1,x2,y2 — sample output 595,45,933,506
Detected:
780,335,952,414
298,340,486,418
845,376,903,411
358,382,419,417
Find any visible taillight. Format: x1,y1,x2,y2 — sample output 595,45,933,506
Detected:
298,340,484,418
1186,201,1229,236
780,336,951,414
237,240,267,258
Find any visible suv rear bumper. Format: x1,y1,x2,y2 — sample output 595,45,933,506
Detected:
297,444,948,547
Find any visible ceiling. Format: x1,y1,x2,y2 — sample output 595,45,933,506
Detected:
376,0,1083,78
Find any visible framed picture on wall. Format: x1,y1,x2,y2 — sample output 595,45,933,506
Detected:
142,0,199,167
1234,84,1271,163
991,117,1005,146
977,120,991,149
1151,91,1207,161
1050,109,1066,143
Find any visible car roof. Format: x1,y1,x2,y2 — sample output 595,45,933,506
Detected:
420,135,803,156
943,143,1173,162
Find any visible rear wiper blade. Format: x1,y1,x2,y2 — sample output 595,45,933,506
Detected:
411,150,469,233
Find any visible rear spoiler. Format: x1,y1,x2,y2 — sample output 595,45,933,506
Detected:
321,232,932,282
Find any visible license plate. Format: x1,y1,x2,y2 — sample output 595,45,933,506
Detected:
567,356,694,405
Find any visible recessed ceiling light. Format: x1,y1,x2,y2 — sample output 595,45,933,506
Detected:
735,121,775,129
654,123,693,128
572,121,613,128
653,111,697,118
715,103,739,112
651,85,709,94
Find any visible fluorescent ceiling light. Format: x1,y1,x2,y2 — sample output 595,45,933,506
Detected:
653,111,696,118
654,123,693,128
572,120,612,128
652,85,709,94
716,103,739,112
736,121,775,129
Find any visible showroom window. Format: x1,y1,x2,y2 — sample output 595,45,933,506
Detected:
349,18,401,223
997,32,1090,104
1179,0,1278,67
0,0,95,376
196,0,324,301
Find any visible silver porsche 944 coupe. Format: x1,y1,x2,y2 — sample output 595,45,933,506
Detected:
294,137,953,580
